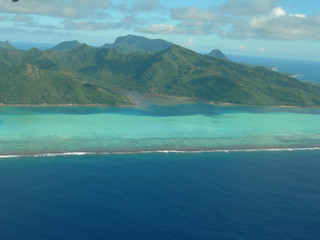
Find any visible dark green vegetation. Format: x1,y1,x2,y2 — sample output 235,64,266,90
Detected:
0,36,320,106
208,49,228,60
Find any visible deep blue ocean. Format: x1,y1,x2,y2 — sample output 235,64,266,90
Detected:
1,151,320,240
229,55,320,83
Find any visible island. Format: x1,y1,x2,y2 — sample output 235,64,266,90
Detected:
0,35,319,106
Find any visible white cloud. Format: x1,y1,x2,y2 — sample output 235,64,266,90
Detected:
181,37,194,47
139,6,228,35
138,24,178,34
1,0,319,42
223,6,320,40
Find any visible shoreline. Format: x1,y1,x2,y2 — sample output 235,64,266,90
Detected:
2,92,319,108
0,103,134,108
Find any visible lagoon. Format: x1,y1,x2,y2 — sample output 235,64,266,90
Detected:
1,95,320,157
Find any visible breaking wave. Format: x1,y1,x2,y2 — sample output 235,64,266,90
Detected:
1,147,320,159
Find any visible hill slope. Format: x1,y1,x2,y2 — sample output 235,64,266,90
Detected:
113,45,320,106
0,63,129,105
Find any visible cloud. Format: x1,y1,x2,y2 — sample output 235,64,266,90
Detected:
139,6,228,35
1,0,319,42
223,6,320,40
131,0,160,12
116,0,161,13
180,37,194,47
0,26,28,34
63,20,111,31
220,0,279,16
139,0,319,41
63,16,143,31
138,24,178,34
0,0,112,18
15,21,60,30
12,15,34,22
171,7,228,22
138,23,213,35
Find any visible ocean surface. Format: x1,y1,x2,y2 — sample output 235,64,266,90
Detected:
229,55,320,83
1,151,320,240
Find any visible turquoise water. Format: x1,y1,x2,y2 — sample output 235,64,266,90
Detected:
1,95,320,240
1,96,319,156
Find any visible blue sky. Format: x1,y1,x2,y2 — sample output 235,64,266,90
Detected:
0,0,319,60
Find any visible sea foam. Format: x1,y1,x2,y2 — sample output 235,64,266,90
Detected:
1,147,320,159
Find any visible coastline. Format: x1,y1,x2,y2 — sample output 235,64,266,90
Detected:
0,103,134,108
1,92,319,108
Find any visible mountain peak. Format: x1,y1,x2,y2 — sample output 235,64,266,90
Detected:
0,40,15,50
114,35,148,44
102,35,172,54
208,49,228,60
51,40,83,52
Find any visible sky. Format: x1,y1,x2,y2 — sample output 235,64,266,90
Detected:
0,0,319,60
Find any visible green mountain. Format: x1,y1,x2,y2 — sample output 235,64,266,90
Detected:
0,41,15,50
102,35,173,54
50,40,83,52
208,49,228,60
0,41,320,106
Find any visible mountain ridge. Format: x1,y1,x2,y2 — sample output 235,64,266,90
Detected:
50,40,84,52
0,40,15,50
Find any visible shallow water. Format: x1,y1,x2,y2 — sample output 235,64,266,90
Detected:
0,96,319,156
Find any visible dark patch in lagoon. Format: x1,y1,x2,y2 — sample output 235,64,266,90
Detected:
1,100,320,117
